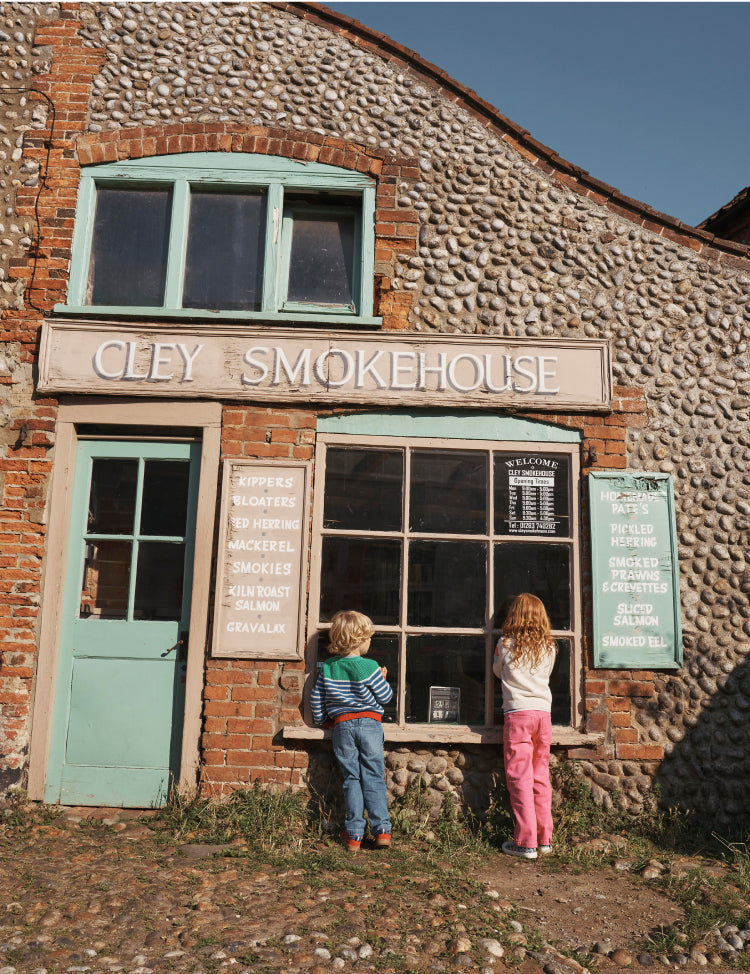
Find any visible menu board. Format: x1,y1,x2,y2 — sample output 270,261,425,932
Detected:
212,460,310,659
495,454,570,537
589,472,682,668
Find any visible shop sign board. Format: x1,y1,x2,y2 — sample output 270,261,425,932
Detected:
39,319,612,412
212,460,310,659
589,472,682,669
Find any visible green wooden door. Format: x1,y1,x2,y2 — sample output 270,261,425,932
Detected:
45,439,200,807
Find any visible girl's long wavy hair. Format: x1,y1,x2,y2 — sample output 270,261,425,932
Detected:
501,593,557,668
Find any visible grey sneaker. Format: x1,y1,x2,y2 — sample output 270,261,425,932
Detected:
539,844,552,855
502,840,537,860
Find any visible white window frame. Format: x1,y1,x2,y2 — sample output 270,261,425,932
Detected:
306,432,583,744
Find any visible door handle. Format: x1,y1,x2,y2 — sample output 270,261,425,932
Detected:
162,631,189,660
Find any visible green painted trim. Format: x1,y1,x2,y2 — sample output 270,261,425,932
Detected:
164,179,190,308
68,175,96,306
317,411,583,442
360,186,376,318
83,152,374,188
53,304,383,327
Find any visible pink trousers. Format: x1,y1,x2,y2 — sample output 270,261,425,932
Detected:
503,710,553,850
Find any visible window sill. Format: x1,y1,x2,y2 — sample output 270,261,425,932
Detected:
283,724,604,746
53,305,383,329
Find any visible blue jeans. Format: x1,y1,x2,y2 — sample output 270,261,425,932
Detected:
332,717,391,840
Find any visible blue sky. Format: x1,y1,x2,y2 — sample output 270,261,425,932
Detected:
332,2,750,228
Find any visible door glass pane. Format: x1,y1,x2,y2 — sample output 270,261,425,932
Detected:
324,447,403,531
87,188,171,306
494,543,571,630
320,537,400,625
493,637,571,726
140,460,190,537
408,541,486,628
287,208,355,306
406,635,485,725
133,541,185,620
87,459,138,534
410,450,487,534
494,454,571,537
183,191,265,311
317,630,399,723
80,539,131,619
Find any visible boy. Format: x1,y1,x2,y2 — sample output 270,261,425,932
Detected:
311,610,393,852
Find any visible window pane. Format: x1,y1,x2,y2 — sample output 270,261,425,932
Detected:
494,454,571,537
408,541,486,628
550,638,571,725
88,188,171,307
133,541,185,620
406,635,485,725
492,637,571,727
410,450,486,534
324,447,403,532
317,630,399,723
494,543,571,630
140,460,190,537
320,537,400,625
183,191,265,311
80,539,131,619
87,459,138,535
287,208,355,306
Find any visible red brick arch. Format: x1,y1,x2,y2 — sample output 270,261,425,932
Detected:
75,124,418,330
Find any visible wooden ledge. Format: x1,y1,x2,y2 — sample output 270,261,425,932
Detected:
283,725,604,746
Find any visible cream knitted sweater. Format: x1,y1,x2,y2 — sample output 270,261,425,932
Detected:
492,636,556,713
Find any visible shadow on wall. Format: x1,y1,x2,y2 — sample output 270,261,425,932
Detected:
654,642,750,832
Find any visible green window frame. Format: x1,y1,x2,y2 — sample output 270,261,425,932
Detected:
57,152,379,327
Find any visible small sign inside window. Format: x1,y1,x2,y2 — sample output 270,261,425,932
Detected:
428,686,460,723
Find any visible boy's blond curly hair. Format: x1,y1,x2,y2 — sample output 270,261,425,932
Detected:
328,610,375,656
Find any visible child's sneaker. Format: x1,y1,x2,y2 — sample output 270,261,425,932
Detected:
374,831,391,849
502,840,537,860
340,832,361,852
539,844,552,855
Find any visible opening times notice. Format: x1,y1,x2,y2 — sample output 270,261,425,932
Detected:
212,460,310,658
499,455,569,537
589,472,681,669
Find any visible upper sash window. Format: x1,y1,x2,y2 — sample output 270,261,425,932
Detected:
59,153,378,326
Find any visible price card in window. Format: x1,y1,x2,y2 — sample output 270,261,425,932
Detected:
212,459,310,658
429,686,461,723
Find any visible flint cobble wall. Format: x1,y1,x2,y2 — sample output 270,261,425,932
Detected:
1,1,750,824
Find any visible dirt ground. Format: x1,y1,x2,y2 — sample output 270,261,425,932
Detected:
1,811,746,973
477,854,686,952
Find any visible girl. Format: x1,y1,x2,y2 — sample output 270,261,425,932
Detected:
493,593,557,860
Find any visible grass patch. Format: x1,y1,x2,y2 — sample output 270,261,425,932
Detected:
160,779,311,850
1,791,62,829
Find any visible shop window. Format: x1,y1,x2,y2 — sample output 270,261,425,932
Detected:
59,153,378,325
310,435,581,731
